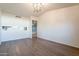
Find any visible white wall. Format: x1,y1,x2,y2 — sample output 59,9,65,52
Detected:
1,12,32,42
37,5,79,48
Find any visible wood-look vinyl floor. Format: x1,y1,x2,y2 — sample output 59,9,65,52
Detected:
0,37,79,56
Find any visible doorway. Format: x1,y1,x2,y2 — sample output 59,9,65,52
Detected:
32,20,37,38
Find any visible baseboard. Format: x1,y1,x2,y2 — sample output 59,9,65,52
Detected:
37,37,79,49
1,38,32,43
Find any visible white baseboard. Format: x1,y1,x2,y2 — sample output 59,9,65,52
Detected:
37,36,79,49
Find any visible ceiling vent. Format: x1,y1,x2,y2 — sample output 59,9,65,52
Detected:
16,16,21,18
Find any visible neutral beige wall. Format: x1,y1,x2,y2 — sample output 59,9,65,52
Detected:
37,5,79,48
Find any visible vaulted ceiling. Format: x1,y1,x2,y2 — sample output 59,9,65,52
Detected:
0,3,79,17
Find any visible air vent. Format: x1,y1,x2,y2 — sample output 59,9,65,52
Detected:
16,16,21,18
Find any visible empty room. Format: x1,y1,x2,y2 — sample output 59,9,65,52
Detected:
0,3,79,56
